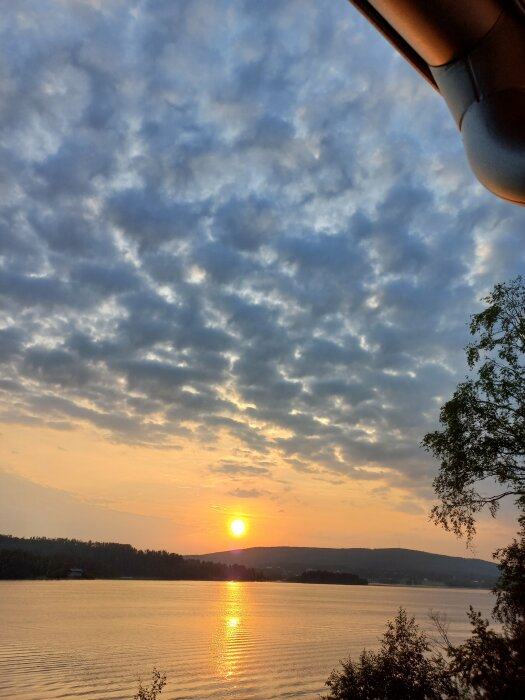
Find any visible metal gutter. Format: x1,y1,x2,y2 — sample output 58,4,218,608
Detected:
347,0,439,90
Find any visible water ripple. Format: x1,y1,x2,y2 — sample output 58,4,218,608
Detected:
1,581,493,700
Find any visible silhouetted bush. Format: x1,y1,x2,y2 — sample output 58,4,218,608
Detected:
134,668,166,700
322,608,454,700
323,524,525,699
446,521,525,699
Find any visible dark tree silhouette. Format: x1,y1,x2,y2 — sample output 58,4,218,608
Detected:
422,277,525,541
0,535,263,581
322,608,454,700
325,277,525,698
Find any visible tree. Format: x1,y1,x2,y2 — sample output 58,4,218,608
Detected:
421,278,525,696
324,278,525,699
493,516,525,631
422,277,525,541
444,522,525,699
322,608,455,700
447,607,524,700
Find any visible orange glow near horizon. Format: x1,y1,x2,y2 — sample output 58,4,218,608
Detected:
0,423,517,561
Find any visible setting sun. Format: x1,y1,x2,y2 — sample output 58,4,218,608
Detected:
229,518,247,538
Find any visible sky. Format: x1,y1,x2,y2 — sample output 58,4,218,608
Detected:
1,0,524,560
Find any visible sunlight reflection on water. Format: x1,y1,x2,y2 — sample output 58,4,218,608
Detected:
1,580,494,700
215,581,246,681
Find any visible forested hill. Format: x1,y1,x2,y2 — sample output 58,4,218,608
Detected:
188,546,498,588
1,536,499,587
0,535,263,581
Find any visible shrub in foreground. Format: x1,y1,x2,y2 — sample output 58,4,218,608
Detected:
322,608,454,700
134,668,166,700
323,525,525,699
448,522,525,699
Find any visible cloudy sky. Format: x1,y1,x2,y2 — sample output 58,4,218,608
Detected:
1,0,523,559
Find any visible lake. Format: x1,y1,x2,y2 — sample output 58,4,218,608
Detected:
0,581,494,700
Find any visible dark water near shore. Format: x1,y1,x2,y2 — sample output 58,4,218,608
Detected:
0,580,493,699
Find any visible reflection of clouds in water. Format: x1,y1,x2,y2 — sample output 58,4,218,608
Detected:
213,581,247,681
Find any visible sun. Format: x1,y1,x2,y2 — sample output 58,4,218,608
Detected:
229,518,247,538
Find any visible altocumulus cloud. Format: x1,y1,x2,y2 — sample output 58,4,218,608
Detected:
1,0,525,499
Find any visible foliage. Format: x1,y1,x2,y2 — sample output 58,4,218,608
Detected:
445,520,525,698
421,277,525,696
322,608,454,700
323,539,525,699
0,549,47,579
493,516,525,630
325,277,525,699
0,534,264,581
134,669,166,700
447,607,525,700
422,276,525,541
425,524,523,699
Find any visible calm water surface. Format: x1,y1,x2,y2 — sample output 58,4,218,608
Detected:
1,581,494,700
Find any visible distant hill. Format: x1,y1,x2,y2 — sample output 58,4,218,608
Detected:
187,546,498,588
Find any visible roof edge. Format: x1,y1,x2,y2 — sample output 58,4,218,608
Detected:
347,0,439,90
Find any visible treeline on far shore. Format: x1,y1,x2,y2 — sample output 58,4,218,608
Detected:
0,534,369,585
0,534,264,581
291,570,368,585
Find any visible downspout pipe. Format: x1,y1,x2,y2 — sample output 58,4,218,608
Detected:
348,1,525,204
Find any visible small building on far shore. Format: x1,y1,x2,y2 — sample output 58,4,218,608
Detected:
67,568,84,579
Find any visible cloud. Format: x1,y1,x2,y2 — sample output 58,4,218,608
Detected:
1,0,525,512
210,462,272,478
227,488,266,499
